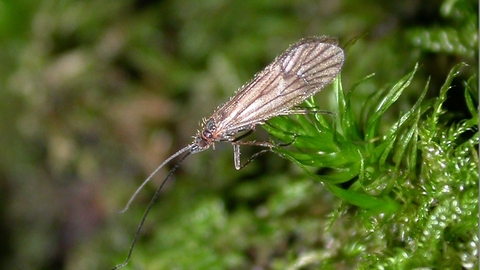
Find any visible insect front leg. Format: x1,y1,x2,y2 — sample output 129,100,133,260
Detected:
232,140,276,170
229,124,275,170
231,134,298,170
233,144,242,170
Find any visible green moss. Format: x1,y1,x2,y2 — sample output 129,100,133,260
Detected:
265,62,478,268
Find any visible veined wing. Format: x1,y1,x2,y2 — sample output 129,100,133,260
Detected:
210,36,344,134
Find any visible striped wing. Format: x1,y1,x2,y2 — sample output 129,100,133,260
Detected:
210,36,345,134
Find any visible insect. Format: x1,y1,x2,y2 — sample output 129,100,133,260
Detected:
113,36,345,269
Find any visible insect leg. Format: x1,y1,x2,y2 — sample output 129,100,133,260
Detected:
236,148,271,170
281,108,333,115
233,144,241,170
232,141,274,170
233,134,298,170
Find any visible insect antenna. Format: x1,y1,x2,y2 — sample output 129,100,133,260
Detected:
118,144,193,213
112,150,191,270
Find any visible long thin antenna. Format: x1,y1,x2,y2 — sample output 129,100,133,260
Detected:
112,151,192,270
119,144,193,213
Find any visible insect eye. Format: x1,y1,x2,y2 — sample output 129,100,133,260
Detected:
206,119,216,132
202,129,213,139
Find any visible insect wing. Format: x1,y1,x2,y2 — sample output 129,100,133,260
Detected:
210,36,344,134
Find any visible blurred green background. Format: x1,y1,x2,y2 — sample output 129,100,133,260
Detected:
0,0,477,269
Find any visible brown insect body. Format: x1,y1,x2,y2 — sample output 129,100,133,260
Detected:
192,36,344,156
